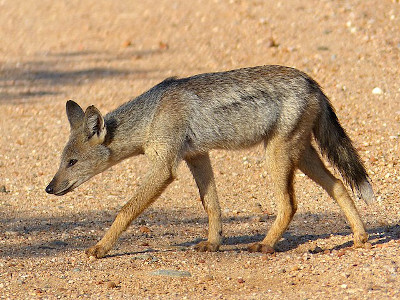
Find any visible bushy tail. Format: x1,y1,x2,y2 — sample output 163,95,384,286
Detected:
313,94,375,204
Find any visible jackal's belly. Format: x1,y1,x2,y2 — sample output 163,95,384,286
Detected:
184,116,276,154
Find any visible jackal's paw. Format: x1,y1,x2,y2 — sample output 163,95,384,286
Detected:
353,232,369,249
85,244,109,259
354,241,372,250
248,243,275,254
194,241,220,252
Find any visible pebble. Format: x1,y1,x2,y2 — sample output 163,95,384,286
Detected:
158,41,169,50
251,202,264,213
364,242,373,250
122,40,132,48
151,269,191,277
139,226,151,233
372,87,383,95
203,275,214,281
250,215,268,223
106,281,118,289
132,254,153,260
291,266,300,272
0,185,9,193
131,254,159,263
309,246,324,254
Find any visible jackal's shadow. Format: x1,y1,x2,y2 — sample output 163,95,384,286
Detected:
0,207,398,258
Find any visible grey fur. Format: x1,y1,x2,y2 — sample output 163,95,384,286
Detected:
46,65,374,258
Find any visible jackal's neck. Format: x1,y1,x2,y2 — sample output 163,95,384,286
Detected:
103,100,152,163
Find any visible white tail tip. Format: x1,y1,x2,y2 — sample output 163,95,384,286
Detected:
358,180,375,205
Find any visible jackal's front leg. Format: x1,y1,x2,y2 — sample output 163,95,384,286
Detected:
186,154,222,252
86,161,175,258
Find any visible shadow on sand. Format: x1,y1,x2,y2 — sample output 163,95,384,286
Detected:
0,49,166,104
0,206,398,259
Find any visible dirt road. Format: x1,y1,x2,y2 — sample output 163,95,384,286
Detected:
1,0,399,299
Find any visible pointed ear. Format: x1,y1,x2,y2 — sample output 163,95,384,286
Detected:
84,105,107,144
66,100,84,130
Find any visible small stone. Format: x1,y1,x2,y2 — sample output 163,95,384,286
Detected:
309,246,324,254
139,226,151,234
267,37,279,48
250,216,262,223
150,256,159,263
5,231,18,236
252,202,264,213
341,284,348,289
337,250,346,257
49,240,68,248
291,266,300,272
151,269,191,277
237,277,245,284
159,41,169,50
122,40,132,48
106,281,118,289
369,156,378,163
131,254,153,261
317,46,329,51
0,185,9,193
372,87,383,95
364,242,373,249
203,275,214,281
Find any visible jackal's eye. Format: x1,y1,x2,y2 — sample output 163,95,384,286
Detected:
67,159,78,167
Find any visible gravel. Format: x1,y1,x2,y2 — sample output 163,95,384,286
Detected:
0,0,399,299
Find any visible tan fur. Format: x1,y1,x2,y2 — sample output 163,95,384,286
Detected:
298,146,368,247
45,65,374,258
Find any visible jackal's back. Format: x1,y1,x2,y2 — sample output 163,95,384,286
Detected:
176,65,321,152
103,65,322,156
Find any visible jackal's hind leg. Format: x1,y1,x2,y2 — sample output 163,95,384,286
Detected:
298,146,369,248
186,154,222,252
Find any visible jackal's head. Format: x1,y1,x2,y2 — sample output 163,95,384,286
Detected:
45,100,111,196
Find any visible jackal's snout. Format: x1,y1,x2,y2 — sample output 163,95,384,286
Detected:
45,176,74,196
45,177,59,195
45,182,54,194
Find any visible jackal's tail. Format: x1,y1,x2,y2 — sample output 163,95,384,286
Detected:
313,93,375,204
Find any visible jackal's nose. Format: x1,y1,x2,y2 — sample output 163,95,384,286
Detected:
45,184,54,194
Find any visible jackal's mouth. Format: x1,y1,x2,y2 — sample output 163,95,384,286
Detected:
54,181,78,196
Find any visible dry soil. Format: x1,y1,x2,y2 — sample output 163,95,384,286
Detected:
1,0,400,299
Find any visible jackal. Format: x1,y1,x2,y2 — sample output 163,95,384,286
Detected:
45,65,375,258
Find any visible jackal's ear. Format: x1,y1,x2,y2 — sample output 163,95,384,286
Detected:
84,105,107,145
66,100,84,130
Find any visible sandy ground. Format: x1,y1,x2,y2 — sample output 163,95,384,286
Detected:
1,0,400,299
